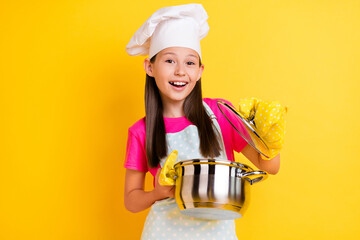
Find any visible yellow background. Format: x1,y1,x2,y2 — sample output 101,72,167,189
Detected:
1,0,360,239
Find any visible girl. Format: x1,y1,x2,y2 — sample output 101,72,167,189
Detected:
124,4,282,240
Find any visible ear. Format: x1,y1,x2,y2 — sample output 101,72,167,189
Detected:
196,64,205,81
143,58,154,77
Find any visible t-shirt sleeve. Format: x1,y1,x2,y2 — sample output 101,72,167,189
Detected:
223,100,251,153
205,98,249,154
124,128,148,173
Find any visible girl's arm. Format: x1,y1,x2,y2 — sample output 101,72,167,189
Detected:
241,144,280,175
124,168,175,213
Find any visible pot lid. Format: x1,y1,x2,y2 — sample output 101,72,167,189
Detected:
217,100,270,159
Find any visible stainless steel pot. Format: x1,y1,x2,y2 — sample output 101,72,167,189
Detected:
173,159,267,220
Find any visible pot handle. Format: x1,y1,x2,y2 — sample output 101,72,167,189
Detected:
237,171,268,185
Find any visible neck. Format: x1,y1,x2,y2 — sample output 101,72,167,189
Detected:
161,99,185,118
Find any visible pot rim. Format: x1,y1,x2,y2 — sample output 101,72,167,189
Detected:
174,158,254,172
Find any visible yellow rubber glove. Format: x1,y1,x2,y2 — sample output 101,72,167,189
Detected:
158,150,178,186
239,98,287,160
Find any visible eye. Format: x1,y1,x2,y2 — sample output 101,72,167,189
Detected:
186,61,195,65
165,59,175,63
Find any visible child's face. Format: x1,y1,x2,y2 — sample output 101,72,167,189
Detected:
144,47,204,106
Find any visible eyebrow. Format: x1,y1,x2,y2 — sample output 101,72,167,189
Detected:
162,52,198,58
187,54,198,58
162,52,176,56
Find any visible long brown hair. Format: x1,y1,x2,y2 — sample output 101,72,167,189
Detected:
145,55,221,168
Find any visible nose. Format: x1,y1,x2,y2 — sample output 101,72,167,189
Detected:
174,63,185,76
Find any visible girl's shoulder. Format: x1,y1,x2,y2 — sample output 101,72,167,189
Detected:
128,117,146,138
203,98,237,126
203,97,234,110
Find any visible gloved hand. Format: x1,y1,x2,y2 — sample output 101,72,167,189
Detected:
238,98,287,160
158,150,178,186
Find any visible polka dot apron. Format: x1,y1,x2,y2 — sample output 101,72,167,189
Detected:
141,102,238,240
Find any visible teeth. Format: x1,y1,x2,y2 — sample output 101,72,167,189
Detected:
170,82,187,86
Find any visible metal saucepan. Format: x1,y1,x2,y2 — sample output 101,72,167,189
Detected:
172,159,267,220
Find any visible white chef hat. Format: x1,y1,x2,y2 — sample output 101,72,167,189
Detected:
125,3,209,59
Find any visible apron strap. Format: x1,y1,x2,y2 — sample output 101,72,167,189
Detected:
203,101,217,120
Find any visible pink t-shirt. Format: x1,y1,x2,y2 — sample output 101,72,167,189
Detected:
124,98,250,178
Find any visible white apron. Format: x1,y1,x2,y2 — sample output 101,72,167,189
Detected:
141,102,238,240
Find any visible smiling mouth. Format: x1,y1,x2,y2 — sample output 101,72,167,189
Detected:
169,81,188,88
